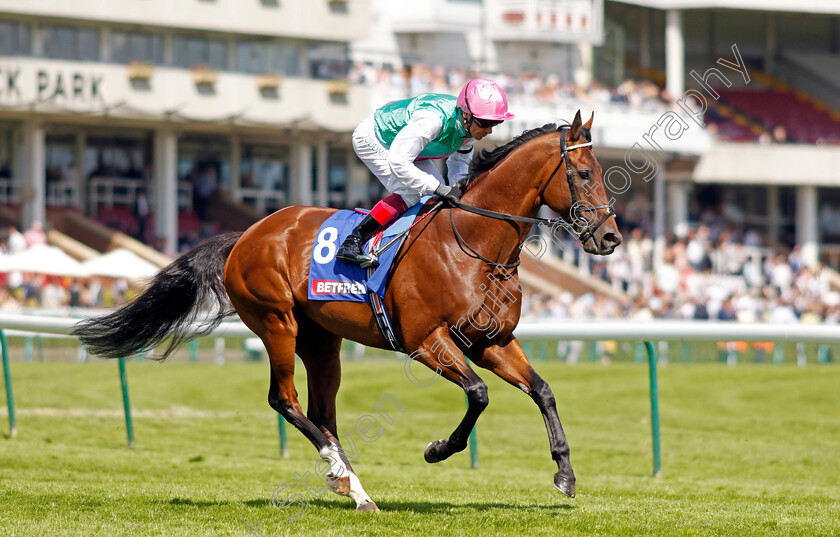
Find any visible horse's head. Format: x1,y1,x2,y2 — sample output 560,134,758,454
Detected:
541,111,622,255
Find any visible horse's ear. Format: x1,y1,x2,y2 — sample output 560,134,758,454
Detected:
570,110,583,141
583,111,594,131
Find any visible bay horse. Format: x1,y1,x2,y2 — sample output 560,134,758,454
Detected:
74,110,621,512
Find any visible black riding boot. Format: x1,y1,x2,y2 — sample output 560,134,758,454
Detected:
336,214,383,268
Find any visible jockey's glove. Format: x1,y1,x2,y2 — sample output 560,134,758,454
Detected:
434,184,463,205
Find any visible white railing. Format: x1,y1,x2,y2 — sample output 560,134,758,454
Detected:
2,312,840,344
0,179,18,205
514,321,840,343
2,313,836,475
238,187,286,215
47,181,81,207
88,177,193,215
237,188,340,213
708,246,776,278
0,179,81,207
0,177,193,213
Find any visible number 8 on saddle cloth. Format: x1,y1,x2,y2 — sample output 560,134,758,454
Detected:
307,197,430,302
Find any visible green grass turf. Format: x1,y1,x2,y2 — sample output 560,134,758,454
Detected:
1,360,838,536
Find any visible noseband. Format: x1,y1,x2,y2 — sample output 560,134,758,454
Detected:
537,126,615,245
448,126,616,268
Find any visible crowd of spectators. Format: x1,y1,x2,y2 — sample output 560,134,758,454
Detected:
522,210,838,325
5,212,831,326
0,224,131,311
0,274,129,312
349,61,840,146
1,63,837,318
348,61,673,112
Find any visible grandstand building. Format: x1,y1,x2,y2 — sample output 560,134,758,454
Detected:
356,0,840,271
604,0,840,269
2,0,840,275
0,0,372,254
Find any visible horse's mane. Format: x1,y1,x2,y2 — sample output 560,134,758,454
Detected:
459,121,591,189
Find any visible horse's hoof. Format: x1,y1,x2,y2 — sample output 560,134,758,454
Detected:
326,475,351,495
553,474,576,498
356,500,380,512
424,439,447,463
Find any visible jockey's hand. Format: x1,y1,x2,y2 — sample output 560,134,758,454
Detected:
434,184,463,205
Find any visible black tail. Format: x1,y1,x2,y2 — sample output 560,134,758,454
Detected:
73,232,243,360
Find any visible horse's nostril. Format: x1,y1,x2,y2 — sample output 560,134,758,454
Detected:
603,233,621,247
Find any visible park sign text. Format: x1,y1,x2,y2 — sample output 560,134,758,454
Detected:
0,64,105,108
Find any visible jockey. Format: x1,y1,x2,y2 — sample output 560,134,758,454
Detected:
335,78,514,268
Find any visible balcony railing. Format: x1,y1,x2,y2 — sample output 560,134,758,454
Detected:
88,177,193,215
239,187,286,215
0,180,81,208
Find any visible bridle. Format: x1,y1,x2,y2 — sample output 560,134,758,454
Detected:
449,125,616,269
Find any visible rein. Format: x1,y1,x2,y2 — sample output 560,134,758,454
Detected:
448,126,615,269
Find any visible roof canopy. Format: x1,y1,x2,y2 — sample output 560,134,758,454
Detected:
0,245,88,277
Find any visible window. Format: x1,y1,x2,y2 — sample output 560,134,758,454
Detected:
178,137,231,190
111,31,163,64
235,41,283,74
45,135,75,183
239,143,290,213
42,25,99,61
173,35,227,70
0,21,30,56
328,147,348,193
79,28,98,61
327,0,349,14
0,127,14,178
283,44,301,76
238,42,303,77
84,136,148,179
240,144,289,192
308,43,349,79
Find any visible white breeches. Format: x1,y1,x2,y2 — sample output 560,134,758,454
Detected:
351,115,443,207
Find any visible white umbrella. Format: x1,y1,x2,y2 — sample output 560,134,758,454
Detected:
80,248,160,281
0,244,89,277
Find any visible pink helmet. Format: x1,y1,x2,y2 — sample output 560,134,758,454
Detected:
457,79,515,121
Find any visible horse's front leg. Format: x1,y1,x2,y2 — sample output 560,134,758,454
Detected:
408,327,489,464
471,336,576,497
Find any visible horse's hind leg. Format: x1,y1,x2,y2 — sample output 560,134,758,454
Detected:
471,336,576,497
238,308,376,512
295,314,378,512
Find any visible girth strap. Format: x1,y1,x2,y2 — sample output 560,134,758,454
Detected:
365,230,406,353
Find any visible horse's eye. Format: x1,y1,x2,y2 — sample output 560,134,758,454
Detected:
579,170,591,181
